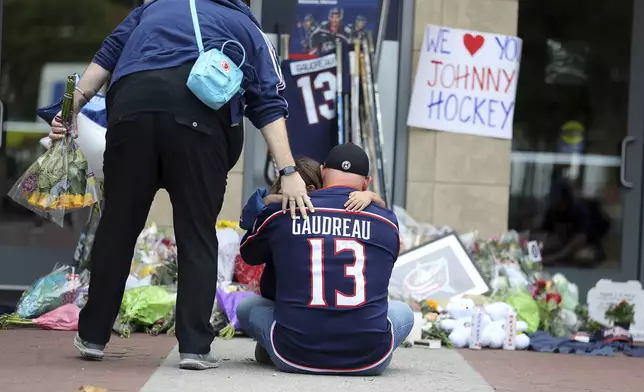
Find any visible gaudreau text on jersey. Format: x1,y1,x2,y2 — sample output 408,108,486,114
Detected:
290,53,337,76
292,215,371,240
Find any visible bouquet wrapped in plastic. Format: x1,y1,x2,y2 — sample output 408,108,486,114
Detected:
0,303,81,331
37,73,107,180
216,283,257,339
7,75,102,227
0,266,86,323
113,285,177,338
217,227,241,284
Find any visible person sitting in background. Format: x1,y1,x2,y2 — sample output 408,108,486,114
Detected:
538,179,608,266
236,143,413,376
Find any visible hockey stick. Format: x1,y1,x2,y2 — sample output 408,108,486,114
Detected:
281,34,291,60
359,50,381,196
364,34,388,206
336,39,344,145
343,91,350,145
374,0,390,75
350,39,362,147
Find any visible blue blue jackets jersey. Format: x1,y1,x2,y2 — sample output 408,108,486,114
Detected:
281,49,351,164
240,186,400,372
239,187,270,231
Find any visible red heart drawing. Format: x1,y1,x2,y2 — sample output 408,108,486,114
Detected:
463,33,485,56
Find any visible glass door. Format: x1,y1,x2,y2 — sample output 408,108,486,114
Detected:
0,0,133,289
509,0,644,297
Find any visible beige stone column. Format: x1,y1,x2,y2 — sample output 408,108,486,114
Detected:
407,0,518,237
146,136,245,229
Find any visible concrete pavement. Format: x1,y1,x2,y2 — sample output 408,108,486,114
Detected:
141,339,494,392
4,329,642,391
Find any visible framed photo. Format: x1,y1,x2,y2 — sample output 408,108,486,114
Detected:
389,232,489,300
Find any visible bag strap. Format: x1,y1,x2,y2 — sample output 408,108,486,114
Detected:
189,0,247,65
189,0,205,54
221,40,247,68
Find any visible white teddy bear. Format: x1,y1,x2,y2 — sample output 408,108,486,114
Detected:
439,297,490,348
439,298,530,349
481,302,530,349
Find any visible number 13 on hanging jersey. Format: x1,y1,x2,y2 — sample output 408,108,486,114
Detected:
281,53,344,163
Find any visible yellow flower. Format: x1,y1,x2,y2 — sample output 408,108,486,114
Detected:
49,196,59,209
38,194,50,209
73,194,84,208
28,192,40,206
545,281,552,291
425,299,439,310
60,194,71,208
139,265,155,278
216,220,240,230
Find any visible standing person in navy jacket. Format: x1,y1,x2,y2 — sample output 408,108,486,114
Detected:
237,144,414,375
46,0,314,370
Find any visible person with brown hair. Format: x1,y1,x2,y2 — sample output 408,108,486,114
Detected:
240,156,385,231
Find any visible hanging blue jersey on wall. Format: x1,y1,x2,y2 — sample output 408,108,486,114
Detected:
281,52,349,164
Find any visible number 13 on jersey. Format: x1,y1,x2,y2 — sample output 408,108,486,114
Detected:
307,238,366,308
297,71,337,125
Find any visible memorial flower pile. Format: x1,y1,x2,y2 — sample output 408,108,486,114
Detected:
529,273,580,337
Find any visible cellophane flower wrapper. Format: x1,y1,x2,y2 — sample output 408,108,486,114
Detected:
15,265,86,319
131,223,176,283
119,285,176,326
217,228,241,284
233,254,264,293
216,283,257,329
32,303,80,331
7,134,102,227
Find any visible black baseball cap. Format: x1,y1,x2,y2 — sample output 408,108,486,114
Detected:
324,143,370,177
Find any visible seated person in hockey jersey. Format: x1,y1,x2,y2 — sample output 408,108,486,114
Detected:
239,156,385,231
236,143,414,376
240,156,385,302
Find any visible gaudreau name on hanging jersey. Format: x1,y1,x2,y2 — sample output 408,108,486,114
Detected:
280,52,351,164
239,186,400,372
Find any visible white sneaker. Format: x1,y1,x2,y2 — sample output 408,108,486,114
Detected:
179,353,220,370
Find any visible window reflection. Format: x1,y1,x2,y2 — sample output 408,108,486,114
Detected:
510,0,632,269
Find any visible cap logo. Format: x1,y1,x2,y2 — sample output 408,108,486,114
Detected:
341,161,351,170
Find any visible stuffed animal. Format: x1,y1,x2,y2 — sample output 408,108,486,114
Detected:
438,299,531,349
439,297,491,348
481,301,530,349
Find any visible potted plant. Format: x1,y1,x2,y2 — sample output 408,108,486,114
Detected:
604,300,635,330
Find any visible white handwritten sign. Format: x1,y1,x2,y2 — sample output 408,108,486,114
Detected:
587,280,644,342
407,25,522,140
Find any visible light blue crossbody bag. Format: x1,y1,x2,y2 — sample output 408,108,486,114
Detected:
187,0,246,110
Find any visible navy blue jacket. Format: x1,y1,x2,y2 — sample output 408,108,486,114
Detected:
240,186,399,372
93,0,286,129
